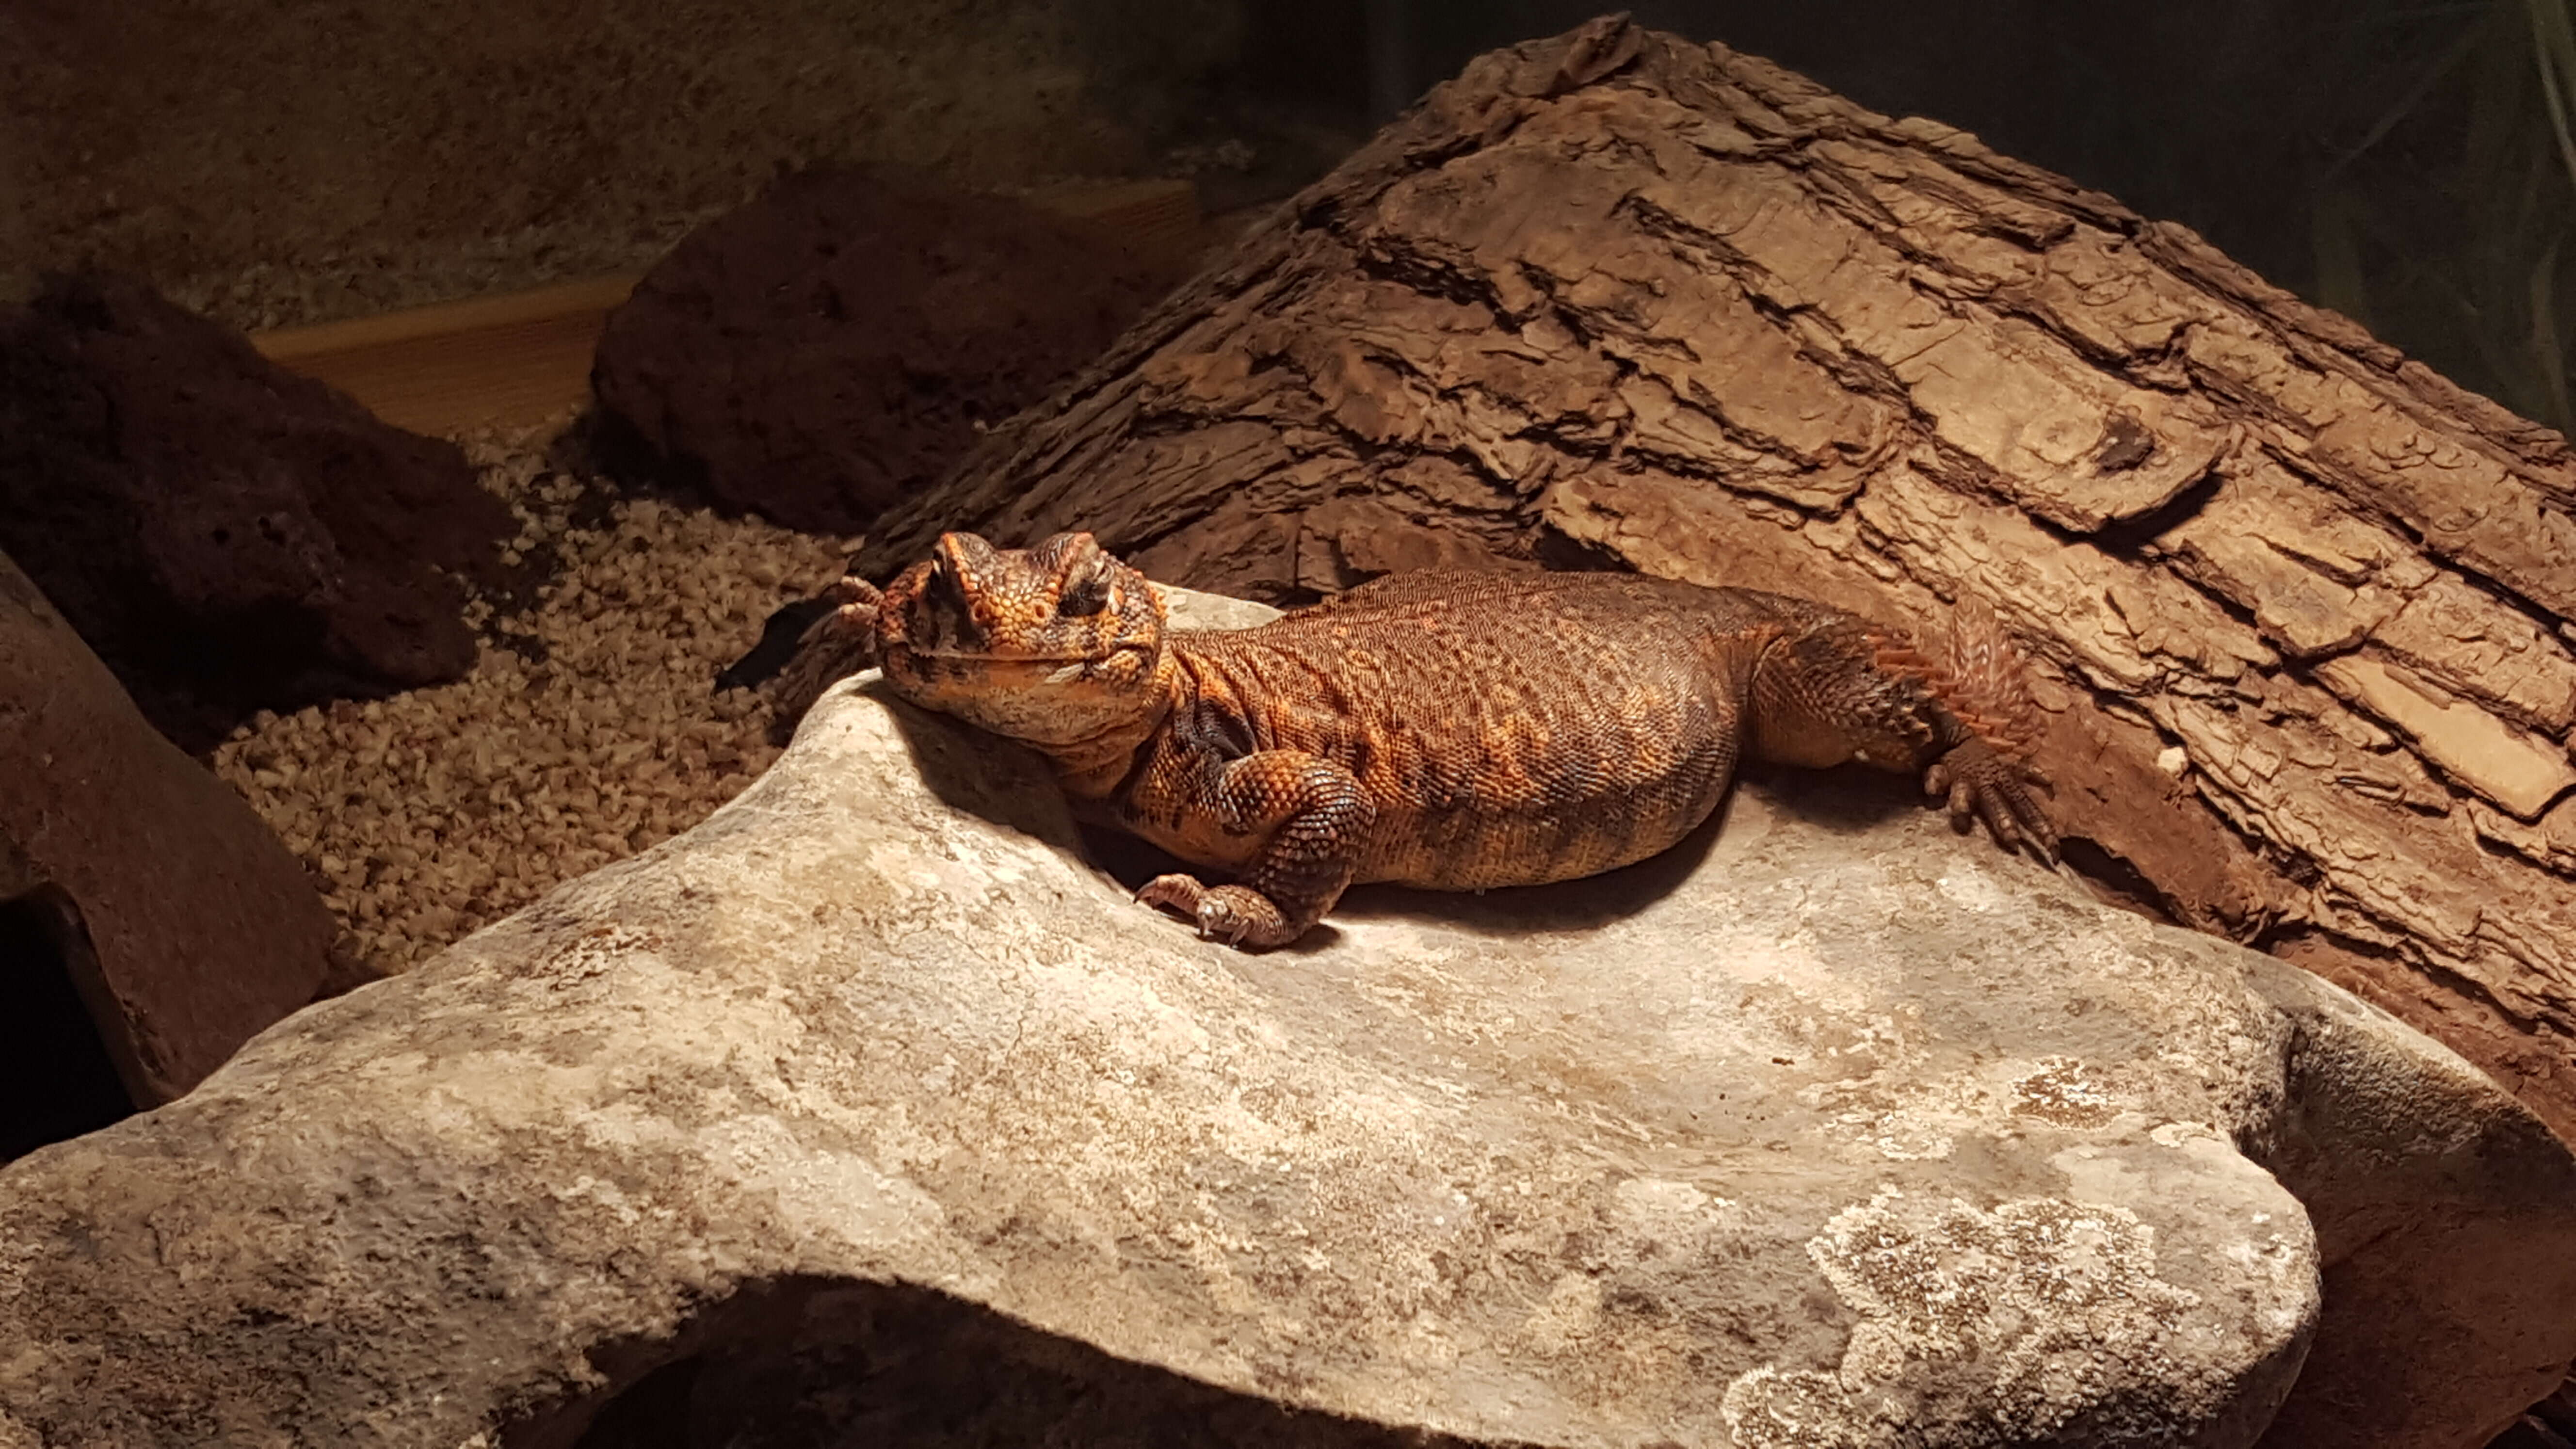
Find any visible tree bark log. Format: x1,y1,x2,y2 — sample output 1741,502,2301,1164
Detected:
863,16,2576,1142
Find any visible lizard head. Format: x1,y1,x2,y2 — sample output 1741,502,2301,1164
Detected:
875,531,1170,747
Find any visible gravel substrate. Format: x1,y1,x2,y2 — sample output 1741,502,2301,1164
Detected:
211,421,850,973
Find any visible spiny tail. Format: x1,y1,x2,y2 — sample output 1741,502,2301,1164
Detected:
1867,600,2046,762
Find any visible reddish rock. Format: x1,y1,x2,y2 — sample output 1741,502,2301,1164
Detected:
0,272,511,754
590,168,1178,535
0,549,335,1128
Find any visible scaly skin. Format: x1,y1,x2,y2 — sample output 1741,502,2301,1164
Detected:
769,531,2057,949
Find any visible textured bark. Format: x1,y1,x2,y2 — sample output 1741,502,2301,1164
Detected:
861,17,2576,1143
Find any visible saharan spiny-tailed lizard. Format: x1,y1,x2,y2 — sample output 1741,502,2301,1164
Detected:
764,531,2056,949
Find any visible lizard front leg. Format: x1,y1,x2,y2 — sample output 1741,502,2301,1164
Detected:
1133,750,1376,949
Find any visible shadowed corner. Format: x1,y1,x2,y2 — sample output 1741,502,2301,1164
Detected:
1355,757,2086,946
0,882,139,1162
1739,761,1927,838
712,593,837,695
1326,800,1730,943
501,1276,1488,1449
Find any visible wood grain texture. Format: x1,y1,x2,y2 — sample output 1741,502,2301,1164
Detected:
252,275,641,435
858,18,2576,1143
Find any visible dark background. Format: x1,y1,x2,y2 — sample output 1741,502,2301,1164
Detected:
8,0,2567,434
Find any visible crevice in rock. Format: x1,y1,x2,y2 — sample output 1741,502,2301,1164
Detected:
2087,464,2225,558
513,1277,1474,1449
2052,836,2179,926
0,886,137,1161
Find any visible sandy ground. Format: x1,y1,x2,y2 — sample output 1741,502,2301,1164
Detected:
210,419,850,973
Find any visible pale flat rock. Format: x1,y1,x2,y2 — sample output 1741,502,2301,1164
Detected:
1,591,2571,1449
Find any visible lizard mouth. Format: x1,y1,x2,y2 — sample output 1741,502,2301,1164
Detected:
906,646,1124,662
900,643,1152,676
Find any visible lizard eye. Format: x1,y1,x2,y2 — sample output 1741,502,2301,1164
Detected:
1058,566,1110,617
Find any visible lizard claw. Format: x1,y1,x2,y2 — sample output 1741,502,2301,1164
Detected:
763,578,887,742
1136,871,1204,913
816,574,884,612
1137,874,1290,950
1926,739,2058,864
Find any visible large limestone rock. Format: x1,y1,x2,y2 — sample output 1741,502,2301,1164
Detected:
1,590,2570,1449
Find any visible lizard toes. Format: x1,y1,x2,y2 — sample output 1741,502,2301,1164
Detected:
1956,776,2030,855
819,575,884,610
1191,885,1298,951
1931,741,2060,864
1139,877,1278,949
1196,892,1257,947
1208,908,1252,947
1977,790,2027,854
2012,794,2061,865
1970,764,2058,864
1136,873,1209,920
1984,784,2059,863
1942,773,2013,852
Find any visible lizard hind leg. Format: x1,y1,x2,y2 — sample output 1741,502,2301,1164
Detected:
1750,613,2059,863
1889,606,2059,861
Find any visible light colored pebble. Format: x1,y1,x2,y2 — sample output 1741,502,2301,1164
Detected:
209,418,844,974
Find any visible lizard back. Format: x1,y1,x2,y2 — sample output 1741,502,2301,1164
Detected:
1132,569,1827,890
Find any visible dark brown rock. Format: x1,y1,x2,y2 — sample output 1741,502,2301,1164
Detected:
2536,1379,2576,1441
0,272,511,754
0,549,335,1125
589,168,1179,536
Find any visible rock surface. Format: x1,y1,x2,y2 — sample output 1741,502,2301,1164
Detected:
589,168,1184,537
0,549,335,1121
0,272,511,753
1,590,2570,1448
